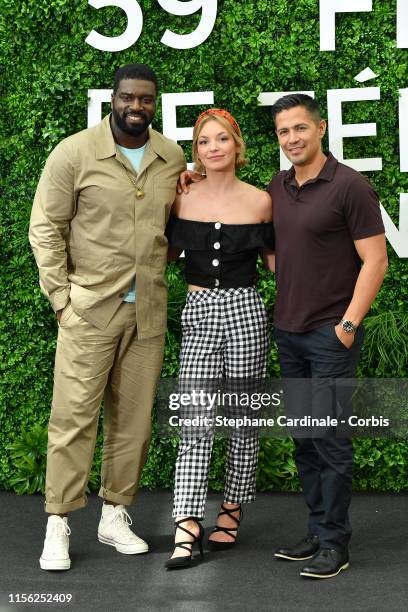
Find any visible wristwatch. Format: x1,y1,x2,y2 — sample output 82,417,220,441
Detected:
340,319,357,334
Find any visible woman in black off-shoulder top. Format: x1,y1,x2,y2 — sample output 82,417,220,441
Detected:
164,109,274,570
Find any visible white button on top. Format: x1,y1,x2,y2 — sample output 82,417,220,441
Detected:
214,222,221,230
214,242,220,250
214,279,220,287
212,259,220,267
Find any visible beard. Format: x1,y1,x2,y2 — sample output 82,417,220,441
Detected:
112,107,150,137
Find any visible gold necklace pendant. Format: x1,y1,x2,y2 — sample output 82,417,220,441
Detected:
120,161,148,200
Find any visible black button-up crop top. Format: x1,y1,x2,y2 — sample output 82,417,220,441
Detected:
165,215,275,289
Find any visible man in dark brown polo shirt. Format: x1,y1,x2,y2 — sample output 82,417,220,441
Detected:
268,94,388,579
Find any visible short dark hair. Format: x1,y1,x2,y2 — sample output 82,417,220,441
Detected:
113,64,158,95
270,94,321,124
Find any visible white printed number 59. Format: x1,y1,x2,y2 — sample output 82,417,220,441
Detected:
85,0,217,52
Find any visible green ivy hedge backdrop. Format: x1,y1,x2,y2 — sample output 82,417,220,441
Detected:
1,0,408,495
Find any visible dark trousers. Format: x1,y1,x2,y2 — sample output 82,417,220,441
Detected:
274,323,365,551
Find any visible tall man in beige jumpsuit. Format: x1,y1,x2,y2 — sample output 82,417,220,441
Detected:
29,64,186,570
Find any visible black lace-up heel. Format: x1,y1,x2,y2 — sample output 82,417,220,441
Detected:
165,517,204,569
208,504,243,551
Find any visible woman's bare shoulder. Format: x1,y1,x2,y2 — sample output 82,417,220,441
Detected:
172,182,203,217
239,181,273,221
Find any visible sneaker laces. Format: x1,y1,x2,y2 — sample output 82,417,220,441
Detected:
110,507,134,538
50,521,71,537
47,521,71,555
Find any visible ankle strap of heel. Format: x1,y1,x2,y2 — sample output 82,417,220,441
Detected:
174,517,203,545
218,504,243,525
211,504,242,539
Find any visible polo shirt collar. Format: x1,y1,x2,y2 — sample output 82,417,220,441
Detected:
284,152,338,186
95,114,169,162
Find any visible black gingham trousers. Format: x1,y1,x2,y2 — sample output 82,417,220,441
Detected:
172,287,269,519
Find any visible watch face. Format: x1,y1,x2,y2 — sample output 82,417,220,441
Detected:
342,320,355,333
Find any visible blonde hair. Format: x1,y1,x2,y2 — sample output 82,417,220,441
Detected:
192,115,248,174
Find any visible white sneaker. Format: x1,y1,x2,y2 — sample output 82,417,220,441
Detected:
39,515,71,570
98,503,148,554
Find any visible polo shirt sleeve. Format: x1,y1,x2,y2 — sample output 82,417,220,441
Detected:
266,174,279,198
343,176,385,240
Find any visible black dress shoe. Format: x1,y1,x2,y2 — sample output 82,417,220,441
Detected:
300,548,349,579
274,535,320,561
